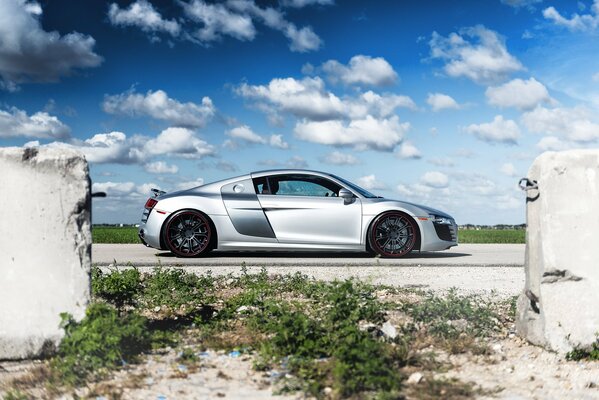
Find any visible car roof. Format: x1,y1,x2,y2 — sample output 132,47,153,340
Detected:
250,169,335,179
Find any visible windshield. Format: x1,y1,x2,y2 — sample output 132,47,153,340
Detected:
330,174,380,198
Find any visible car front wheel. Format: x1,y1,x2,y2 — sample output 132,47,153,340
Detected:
369,212,418,258
163,210,212,257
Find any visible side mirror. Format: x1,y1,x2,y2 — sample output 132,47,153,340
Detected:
339,188,354,201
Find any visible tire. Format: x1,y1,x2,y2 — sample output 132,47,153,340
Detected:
163,209,213,257
368,211,418,258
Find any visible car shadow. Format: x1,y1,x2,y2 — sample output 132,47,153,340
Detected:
154,250,472,259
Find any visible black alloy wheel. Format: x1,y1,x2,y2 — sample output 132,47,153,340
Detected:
164,210,212,257
369,212,417,258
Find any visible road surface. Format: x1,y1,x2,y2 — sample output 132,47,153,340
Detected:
93,243,525,297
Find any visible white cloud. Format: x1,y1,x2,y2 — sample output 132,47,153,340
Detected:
536,136,571,151
319,151,360,165
464,115,520,144
486,78,553,110
501,0,542,9
103,89,215,128
47,131,144,164
225,125,290,149
543,1,599,31
357,174,387,190
144,161,179,174
421,171,449,188
593,71,599,82
227,125,265,143
175,178,205,191
521,105,599,142
0,0,102,89
322,55,398,87
281,0,334,7
92,181,137,196
396,141,422,159
144,127,215,159
237,77,415,122
0,107,70,139
294,115,410,151
184,0,322,52
427,92,460,111
258,155,308,169
182,0,256,42
108,0,181,37
429,25,524,84
500,162,518,177
428,157,455,167
269,134,289,149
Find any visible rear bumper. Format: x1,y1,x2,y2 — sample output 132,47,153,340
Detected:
138,209,169,250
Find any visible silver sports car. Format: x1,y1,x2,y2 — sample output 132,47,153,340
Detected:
138,169,458,258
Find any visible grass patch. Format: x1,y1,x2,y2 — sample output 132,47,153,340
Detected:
566,339,599,361
6,268,509,399
92,226,139,244
458,229,524,244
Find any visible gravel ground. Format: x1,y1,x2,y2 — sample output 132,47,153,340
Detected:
442,336,599,399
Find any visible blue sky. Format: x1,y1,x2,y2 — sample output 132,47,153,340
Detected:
1,0,599,224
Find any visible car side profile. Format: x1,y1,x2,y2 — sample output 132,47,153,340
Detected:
138,169,458,258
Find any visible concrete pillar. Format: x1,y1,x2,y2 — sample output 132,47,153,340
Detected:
0,147,91,360
517,149,599,353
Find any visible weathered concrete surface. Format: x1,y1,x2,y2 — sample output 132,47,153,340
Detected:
0,147,91,360
517,149,599,353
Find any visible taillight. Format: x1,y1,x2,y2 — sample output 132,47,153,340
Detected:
145,198,158,210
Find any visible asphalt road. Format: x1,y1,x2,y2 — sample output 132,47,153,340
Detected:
93,243,525,297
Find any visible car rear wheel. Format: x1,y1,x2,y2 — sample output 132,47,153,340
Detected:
369,211,418,258
163,210,212,257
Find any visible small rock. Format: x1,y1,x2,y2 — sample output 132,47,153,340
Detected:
407,372,423,384
236,305,249,313
381,321,397,339
492,343,502,353
587,382,597,388
323,387,333,395
154,306,161,312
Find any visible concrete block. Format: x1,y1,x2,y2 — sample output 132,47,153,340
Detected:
517,149,599,353
0,147,91,360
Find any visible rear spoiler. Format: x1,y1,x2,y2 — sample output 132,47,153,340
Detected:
151,188,166,198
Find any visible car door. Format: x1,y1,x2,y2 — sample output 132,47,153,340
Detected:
253,173,362,244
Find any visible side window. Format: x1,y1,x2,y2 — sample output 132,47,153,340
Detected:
252,176,269,194
265,174,341,197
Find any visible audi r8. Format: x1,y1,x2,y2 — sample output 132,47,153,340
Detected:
138,169,458,258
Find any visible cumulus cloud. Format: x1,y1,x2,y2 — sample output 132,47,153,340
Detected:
357,174,387,190
144,127,215,158
237,77,415,122
182,0,256,42
427,92,460,111
294,115,410,151
108,0,181,37
0,0,102,89
486,78,553,110
183,0,322,52
258,155,308,169
429,25,524,84
0,107,70,139
269,134,290,149
46,131,144,164
428,157,455,167
521,105,599,142
543,0,599,31
225,125,290,149
175,178,205,191
319,150,360,165
281,0,334,7
536,136,571,151
103,89,215,128
421,171,449,188
500,162,518,177
501,0,542,9
396,141,422,159
464,115,520,145
322,55,398,87
144,161,179,174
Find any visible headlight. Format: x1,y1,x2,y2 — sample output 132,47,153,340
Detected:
430,215,453,225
